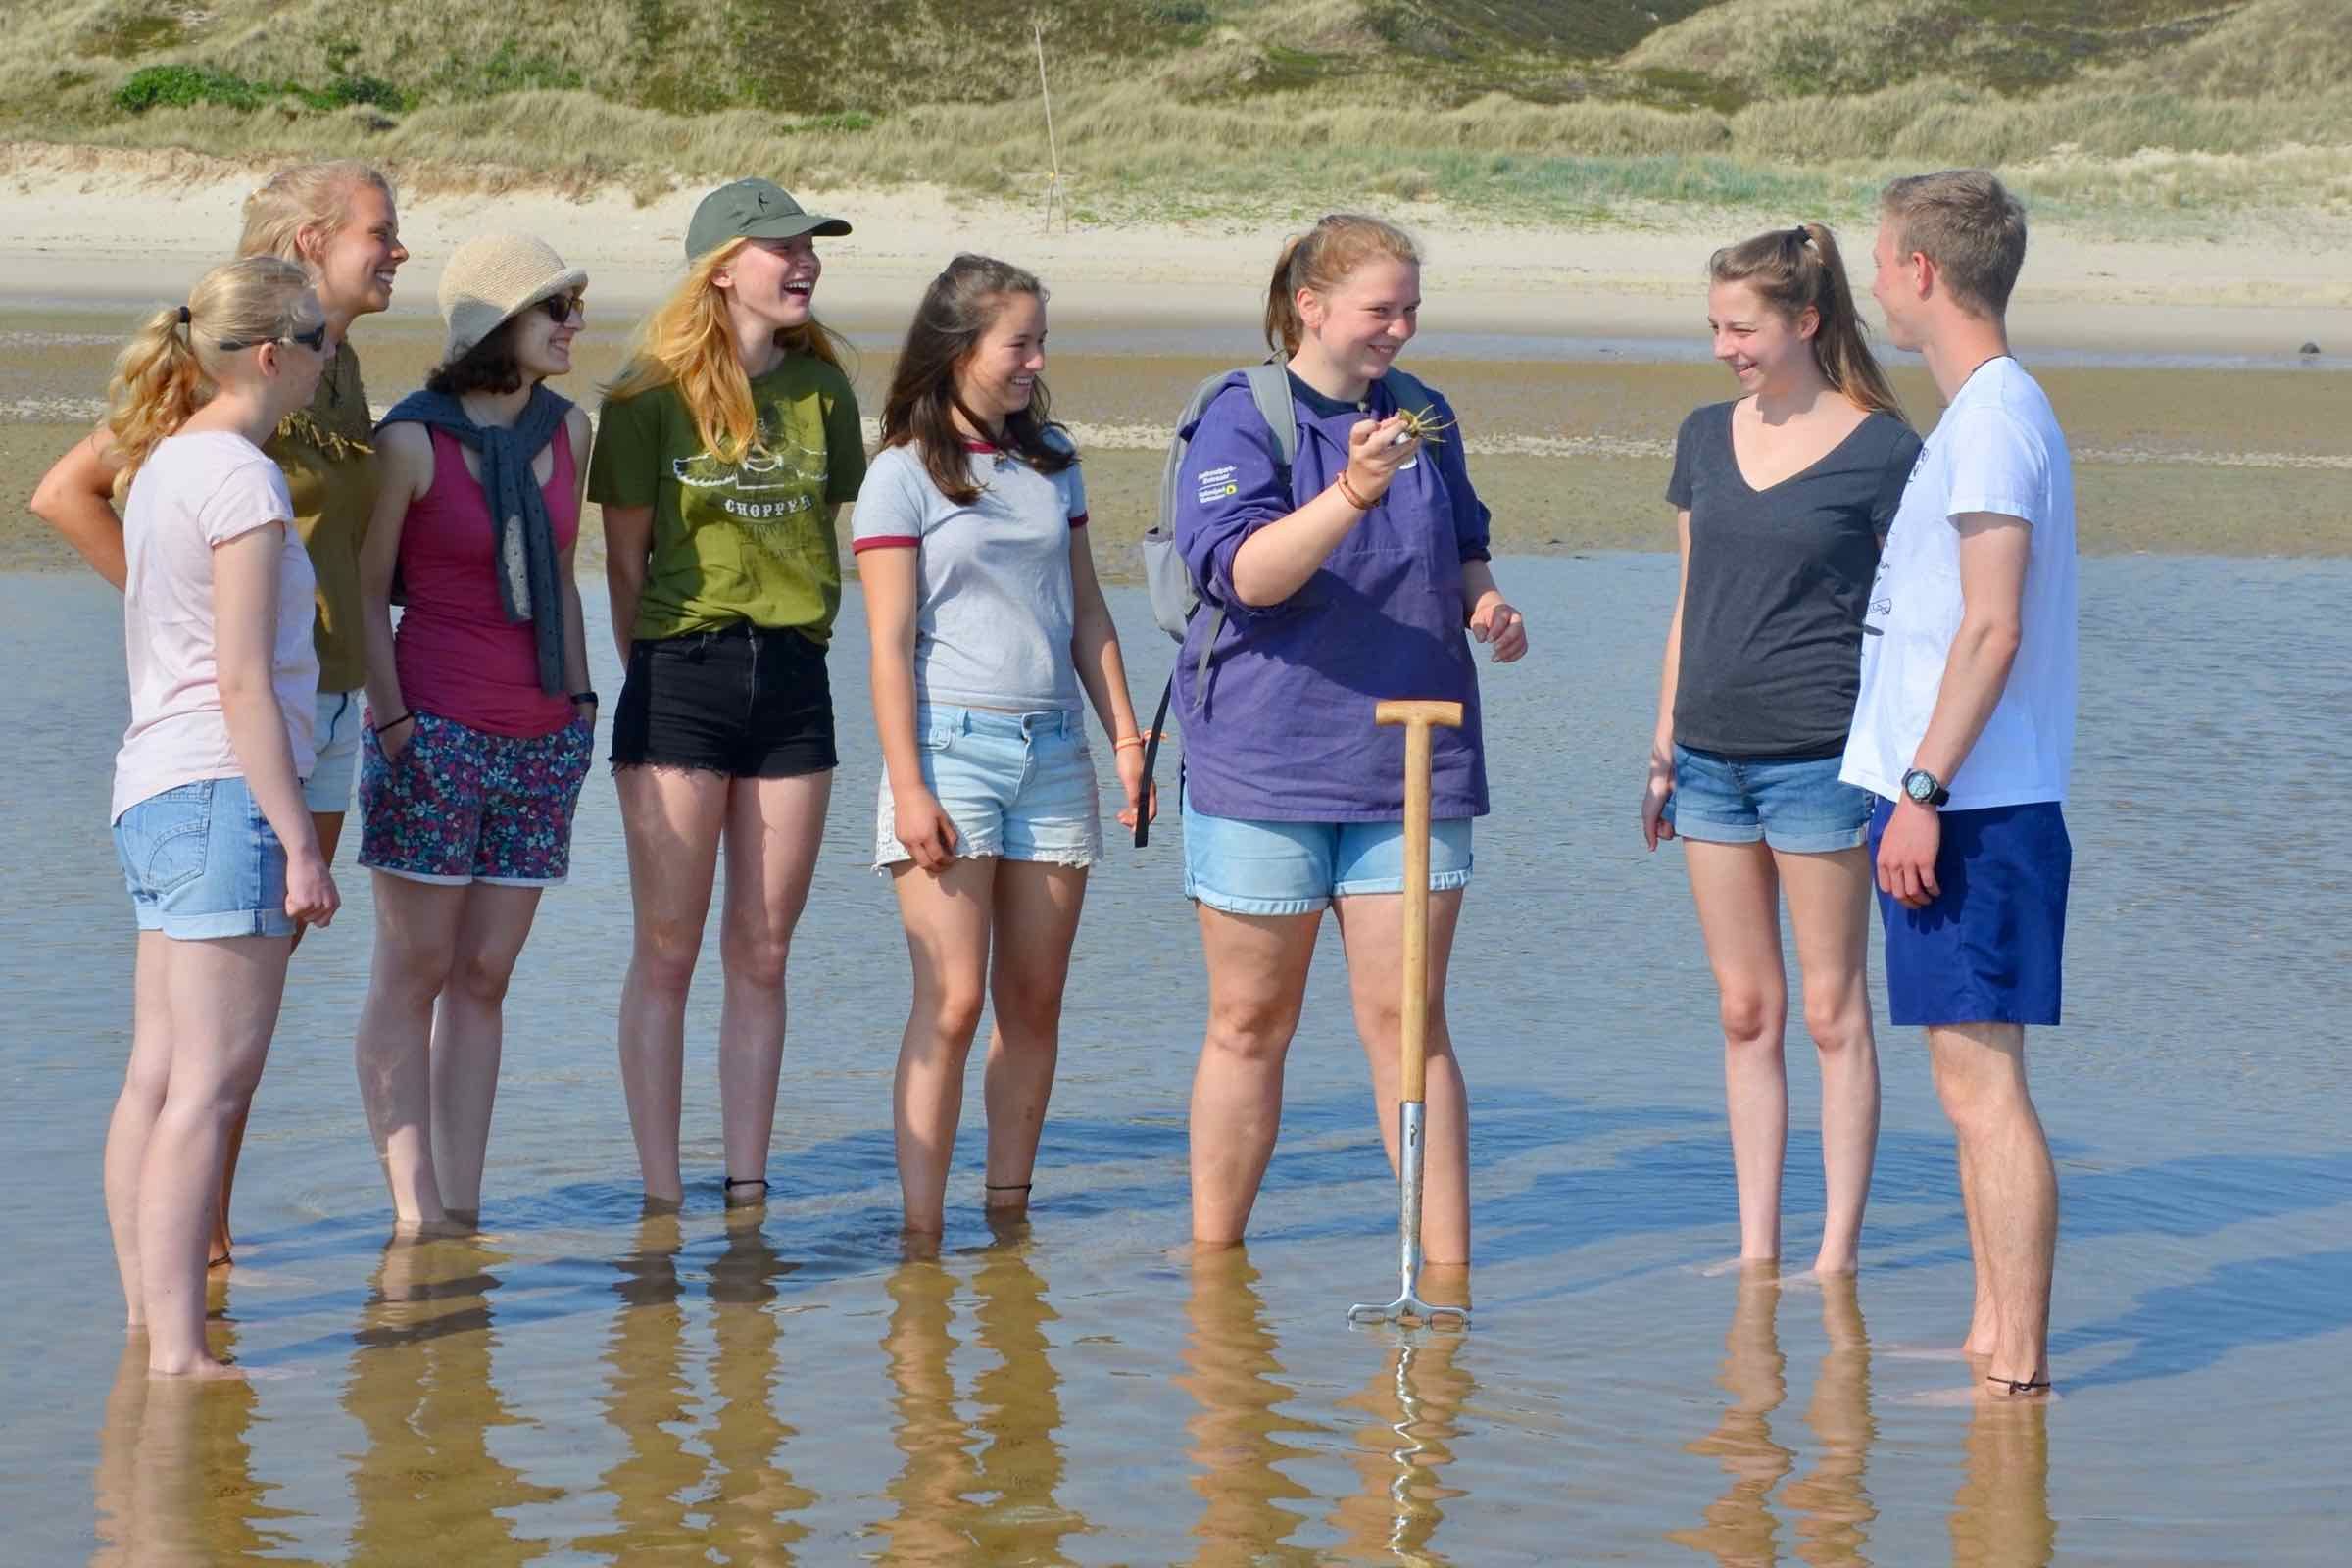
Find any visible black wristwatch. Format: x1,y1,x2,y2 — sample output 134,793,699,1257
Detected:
1901,767,1951,808
571,690,599,707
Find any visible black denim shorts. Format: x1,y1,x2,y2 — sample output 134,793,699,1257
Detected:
611,622,838,778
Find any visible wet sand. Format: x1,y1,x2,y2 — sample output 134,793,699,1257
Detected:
5,304,2347,566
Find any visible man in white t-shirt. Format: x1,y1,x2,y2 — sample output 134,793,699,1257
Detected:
1841,170,2077,1398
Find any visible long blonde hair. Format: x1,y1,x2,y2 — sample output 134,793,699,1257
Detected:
104,256,314,501
1264,213,1421,360
1709,223,1905,420
238,159,396,270
603,239,852,464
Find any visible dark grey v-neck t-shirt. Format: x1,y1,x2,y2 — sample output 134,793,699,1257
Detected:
1667,400,1922,758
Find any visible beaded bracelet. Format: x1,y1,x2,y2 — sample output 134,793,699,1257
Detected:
1334,470,1375,511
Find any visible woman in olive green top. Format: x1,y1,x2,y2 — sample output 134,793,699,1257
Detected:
590,178,867,1207
28,159,409,1266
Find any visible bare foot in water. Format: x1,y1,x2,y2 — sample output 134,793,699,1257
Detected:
1699,1253,1782,1278
147,1351,248,1380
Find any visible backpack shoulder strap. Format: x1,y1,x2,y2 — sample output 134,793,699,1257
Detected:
1242,361,1298,473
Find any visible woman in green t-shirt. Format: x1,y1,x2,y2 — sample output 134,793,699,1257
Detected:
588,178,868,1207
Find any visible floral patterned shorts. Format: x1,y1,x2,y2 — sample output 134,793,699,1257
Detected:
360,710,594,886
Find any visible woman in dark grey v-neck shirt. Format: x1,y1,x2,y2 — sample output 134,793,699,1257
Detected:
1642,223,1921,1277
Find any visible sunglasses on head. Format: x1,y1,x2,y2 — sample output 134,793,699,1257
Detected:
218,319,330,354
538,290,586,325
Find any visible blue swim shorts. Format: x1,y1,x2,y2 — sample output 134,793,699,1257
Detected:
1870,797,2070,1028
1181,798,1473,917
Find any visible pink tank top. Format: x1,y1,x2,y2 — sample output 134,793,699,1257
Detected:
393,423,579,738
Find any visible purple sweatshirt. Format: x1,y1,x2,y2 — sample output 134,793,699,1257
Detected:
1175,370,1492,821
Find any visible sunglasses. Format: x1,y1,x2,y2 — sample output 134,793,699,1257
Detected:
218,320,330,354
538,290,586,325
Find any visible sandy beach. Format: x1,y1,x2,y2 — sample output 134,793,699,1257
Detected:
7,142,2350,353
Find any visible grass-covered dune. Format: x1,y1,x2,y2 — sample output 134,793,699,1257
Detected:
5,0,2347,221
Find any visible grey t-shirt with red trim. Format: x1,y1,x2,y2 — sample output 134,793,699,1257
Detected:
851,436,1089,711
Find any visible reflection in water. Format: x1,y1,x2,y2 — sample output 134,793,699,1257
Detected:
1950,1394,2056,1568
1176,1249,1325,1567
1328,1332,1475,1565
1668,1268,1879,1568
344,1236,557,1566
92,1321,302,1567
875,1224,1088,1565
1785,1277,1878,1567
1668,1265,1794,1567
704,1205,813,1563
578,1207,811,1563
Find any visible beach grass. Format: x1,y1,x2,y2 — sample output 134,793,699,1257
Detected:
2,0,2347,225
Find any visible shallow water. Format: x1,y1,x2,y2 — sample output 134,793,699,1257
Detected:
2,557,2347,1565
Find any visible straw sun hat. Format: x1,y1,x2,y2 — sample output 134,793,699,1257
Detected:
436,234,588,363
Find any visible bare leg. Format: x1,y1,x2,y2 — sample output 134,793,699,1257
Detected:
211,808,345,1265
981,861,1089,1212
1333,888,1471,1265
142,934,291,1375
613,766,728,1205
106,932,175,1329
428,883,547,1217
1684,839,1791,1264
1956,1142,1999,1354
889,855,997,1234
715,770,830,1190
1777,845,1882,1274
1929,1022,2057,1391
1188,907,1320,1246
353,872,467,1225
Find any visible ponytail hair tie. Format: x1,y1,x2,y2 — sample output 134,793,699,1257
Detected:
176,305,192,326
1788,226,1812,248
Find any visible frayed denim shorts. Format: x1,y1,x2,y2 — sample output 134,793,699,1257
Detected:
1181,798,1473,917
1665,744,1872,855
874,705,1102,871
113,775,297,941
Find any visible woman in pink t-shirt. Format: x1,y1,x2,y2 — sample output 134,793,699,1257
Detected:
103,256,341,1375
352,236,596,1231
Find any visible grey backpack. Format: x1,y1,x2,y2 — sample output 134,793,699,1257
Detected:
1131,362,1432,847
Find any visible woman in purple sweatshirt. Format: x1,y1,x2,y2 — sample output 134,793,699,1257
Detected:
1173,213,1528,1265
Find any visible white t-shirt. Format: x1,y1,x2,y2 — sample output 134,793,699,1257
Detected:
849,437,1089,712
1841,357,2077,809
113,431,318,821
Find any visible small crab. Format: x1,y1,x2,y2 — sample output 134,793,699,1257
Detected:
1390,405,1456,447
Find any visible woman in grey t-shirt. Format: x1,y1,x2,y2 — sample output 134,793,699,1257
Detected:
853,254,1152,1236
1641,223,1922,1276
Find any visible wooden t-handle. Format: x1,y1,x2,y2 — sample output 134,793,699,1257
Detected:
1375,700,1463,1103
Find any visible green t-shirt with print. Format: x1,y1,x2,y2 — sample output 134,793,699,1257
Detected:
587,356,866,644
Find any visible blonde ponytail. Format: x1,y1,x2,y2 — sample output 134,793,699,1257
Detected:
105,256,315,500
1708,223,1904,421
1263,213,1421,360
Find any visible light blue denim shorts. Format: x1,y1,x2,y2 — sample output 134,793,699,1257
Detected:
304,688,365,813
1181,798,1474,916
113,775,297,940
874,705,1103,870
1665,744,1871,854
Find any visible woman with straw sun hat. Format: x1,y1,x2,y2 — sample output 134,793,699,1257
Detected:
589,179,868,1208
351,234,597,1231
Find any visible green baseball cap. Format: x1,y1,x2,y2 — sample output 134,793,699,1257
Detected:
686,178,851,261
